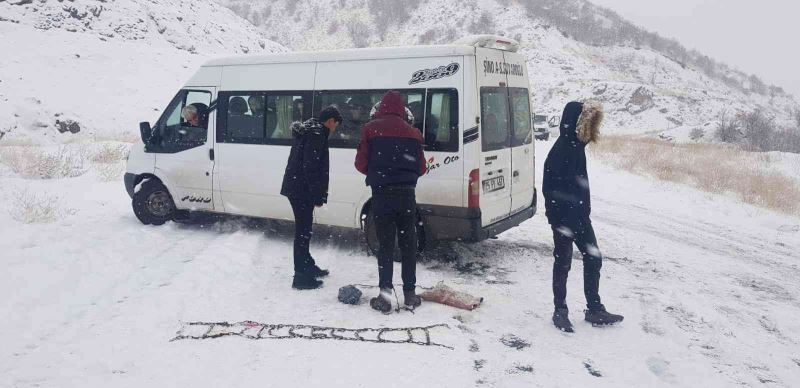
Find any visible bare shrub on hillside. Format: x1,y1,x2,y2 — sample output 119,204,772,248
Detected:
468,11,496,34
740,109,776,151
90,143,130,164
368,0,420,37
773,128,800,154
8,189,75,224
588,136,800,216
714,110,741,143
689,128,704,141
0,146,86,179
347,18,371,48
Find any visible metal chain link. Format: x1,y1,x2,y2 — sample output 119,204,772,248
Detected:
171,321,453,350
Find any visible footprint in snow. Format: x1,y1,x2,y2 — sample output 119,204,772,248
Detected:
583,359,602,377
646,356,677,383
499,334,530,350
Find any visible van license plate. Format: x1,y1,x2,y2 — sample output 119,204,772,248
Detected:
482,176,505,193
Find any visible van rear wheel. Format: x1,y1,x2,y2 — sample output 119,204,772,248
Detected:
132,180,176,226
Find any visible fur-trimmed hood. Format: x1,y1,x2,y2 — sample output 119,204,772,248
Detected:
559,100,603,144
577,100,603,143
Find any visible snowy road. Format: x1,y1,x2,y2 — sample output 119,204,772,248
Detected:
2,141,799,387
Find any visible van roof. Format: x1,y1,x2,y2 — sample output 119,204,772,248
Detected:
203,45,478,67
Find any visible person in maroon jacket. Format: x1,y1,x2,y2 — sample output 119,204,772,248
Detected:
355,90,427,313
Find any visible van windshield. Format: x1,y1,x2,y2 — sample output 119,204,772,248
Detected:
534,115,547,123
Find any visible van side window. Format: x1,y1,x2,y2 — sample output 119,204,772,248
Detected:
315,89,424,149
225,93,266,142
510,88,533,147
217,91,310,145
480,87,510,152
424,89,459,152
266,95,308,141
149,89,212,153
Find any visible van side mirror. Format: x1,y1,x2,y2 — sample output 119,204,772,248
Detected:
549,116,560,128
139,121,152,143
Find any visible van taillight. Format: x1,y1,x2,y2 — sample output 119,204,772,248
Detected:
468,169,480,208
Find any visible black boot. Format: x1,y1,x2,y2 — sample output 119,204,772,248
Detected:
553,308,574,333
308,264,329,278
403,290,421,308
370,289,393,314
292,272,323,290
585,307,624,326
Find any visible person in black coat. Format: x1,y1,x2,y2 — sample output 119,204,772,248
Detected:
543,100,623,332
280,106,342,290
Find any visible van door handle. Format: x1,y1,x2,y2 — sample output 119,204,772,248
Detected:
209,149,215,161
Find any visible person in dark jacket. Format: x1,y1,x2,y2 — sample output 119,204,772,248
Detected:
355,91,427,313
280,106,342,290
542,100,623,332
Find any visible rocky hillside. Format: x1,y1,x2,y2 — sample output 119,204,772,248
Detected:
217,0,799,139
0,0,285,143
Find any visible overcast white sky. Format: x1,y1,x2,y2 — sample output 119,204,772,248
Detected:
588,0,799,98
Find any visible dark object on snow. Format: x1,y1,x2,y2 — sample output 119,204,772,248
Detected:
552,307,574,333
292,272,323,290
338,285,362,305
584,307,624,326
499,334,530,350
55,119,81,134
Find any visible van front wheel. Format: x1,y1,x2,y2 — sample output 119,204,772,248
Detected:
132,180,176,226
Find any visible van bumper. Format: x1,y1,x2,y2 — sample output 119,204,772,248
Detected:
124,173,137,199
420,189,537,243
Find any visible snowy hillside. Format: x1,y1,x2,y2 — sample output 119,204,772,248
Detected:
0,0,285,143
217,0,799,136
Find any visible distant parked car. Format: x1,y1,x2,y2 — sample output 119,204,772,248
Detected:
533,114,560,140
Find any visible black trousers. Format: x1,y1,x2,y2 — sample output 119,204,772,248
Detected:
289,198,317,274
372,187,417,292
551,219,604,311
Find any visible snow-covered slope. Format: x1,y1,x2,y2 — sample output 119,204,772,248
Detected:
217,0,799,136
0,0,285,143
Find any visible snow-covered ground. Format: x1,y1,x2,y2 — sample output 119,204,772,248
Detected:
2,140,799,388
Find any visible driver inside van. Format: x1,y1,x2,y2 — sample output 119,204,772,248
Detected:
179,103,208,142
181,104,201,127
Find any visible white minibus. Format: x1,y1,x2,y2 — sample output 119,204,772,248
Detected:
125,35,537,251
